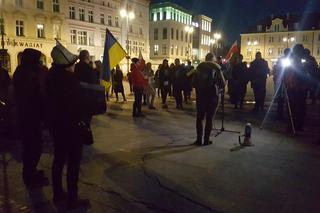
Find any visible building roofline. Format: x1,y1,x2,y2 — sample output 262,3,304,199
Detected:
150,2,192,15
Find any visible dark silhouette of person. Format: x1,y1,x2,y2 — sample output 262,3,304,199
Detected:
47,43,91,210
172,59,185,110
159,59,171,108
114,64,126,102
249,52,270,111
12,48,49,187
284,44,309,131
75,50,97,84
193,53,225,146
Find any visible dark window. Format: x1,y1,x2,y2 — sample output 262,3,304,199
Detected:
171,28,174,39
154,28,158,40
163,28,167,39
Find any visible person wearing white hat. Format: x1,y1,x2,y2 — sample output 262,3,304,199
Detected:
47,42,91,210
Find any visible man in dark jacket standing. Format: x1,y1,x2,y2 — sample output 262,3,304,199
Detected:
159,59,171,108
250,52,269,111
13,48,49,187
173,58,185,109
75,50,97,84
194,53,225,146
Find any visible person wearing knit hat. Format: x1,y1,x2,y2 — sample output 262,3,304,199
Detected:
47,43,91,210
13,48,49,187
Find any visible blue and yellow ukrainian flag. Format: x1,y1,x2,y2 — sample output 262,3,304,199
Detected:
101,29,127,91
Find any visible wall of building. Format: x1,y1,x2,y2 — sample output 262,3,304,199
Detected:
1,0,150,74
241,18,320,67
1,0,68,73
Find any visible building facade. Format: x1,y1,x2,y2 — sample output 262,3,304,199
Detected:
192,14,212,61
241,14,320,67
149,2,193,64
0,0,68,73
66,0,150,72
0,0,150,74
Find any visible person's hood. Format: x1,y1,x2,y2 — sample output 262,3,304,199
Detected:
20,48,41,66
51,42,78,67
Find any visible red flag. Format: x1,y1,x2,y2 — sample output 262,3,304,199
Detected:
225,41,239,62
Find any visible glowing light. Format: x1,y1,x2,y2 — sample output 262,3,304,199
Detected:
214,33,221,40
283,37,288,42
247,41,252,45
301,59,306,63
290,37,295,42
120,9,127,18
253,41,258,45
281,58,291,67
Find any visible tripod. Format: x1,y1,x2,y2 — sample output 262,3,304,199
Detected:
260,79,296,134
213,89,240,137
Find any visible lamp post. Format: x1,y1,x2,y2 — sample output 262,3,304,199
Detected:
120,9,134,74
213,33,221,57
184,26,193,61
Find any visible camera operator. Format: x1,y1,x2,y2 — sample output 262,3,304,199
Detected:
284,44,309,131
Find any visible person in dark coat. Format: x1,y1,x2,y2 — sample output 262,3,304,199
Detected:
127,71,133,94
0,65,11,103
47,43,91,210
114,64,126,102
159,59,171,108
75,50,97,84
12,48,49,187
230,54,248,109
172,59,185,109
284,44,309,131
184,60,193,104
194,53,225,146
250,52,270,111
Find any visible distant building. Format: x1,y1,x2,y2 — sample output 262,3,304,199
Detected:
192,15,212,61
0,0,68,73
0,0,150,74
240,13,320,67
149,2,193,64
66,0,150,71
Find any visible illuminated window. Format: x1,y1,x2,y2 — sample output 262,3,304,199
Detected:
78,31,87,45
36,23,44,38
171,45,174,54
16,0,23,7
70,29,77,44
154,45,159,55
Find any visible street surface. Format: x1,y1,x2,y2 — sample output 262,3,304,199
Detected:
0,78,320,213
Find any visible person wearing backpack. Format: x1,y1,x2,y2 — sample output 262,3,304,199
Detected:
193,53,225,146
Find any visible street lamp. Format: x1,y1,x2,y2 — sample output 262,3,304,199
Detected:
184,26,193,61
120,9,135,74
213,33,221,56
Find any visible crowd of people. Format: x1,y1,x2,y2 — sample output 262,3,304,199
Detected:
0,43,319,210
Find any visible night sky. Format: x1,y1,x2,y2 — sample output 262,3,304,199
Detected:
151,0,320,46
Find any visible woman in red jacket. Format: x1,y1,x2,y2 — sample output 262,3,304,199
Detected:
131,58,146,117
